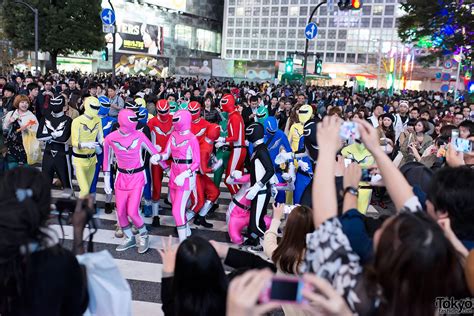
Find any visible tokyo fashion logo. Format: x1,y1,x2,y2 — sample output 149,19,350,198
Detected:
435,297,474,314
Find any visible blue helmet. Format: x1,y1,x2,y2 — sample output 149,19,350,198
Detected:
98,96,111,117
264,116,278,136
137,107,148,125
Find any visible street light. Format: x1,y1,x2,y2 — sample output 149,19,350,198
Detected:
303,1,327,82
15,0,38,75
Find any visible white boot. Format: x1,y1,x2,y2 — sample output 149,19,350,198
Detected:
177,226,187,242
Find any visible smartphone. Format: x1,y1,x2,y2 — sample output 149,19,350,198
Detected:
361,169,373,182
259,276,305,304
453,138,473,153
340,122,360,141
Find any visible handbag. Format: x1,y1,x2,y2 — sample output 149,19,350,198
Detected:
77,250,132,316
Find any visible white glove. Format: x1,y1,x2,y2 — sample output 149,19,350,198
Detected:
231,170,243,179
245,140,250,147
215,141,226,149
80,142,98,149
174,169,192,186
282,172,292,182
298,160,310,172
275,151,294,164
104,172,113,195
246,182,263,200
51,130,62,139
150,154,161,165
211,159,223,171
95,145,102,155
216,136,225,143
154,144,162,152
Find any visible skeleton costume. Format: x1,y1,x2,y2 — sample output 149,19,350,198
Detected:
36,95,73,191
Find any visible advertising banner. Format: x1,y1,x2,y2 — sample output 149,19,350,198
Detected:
233,60,276,80
115,53,169,77
116,20,164,56
175,57,212,76
212,59,234,78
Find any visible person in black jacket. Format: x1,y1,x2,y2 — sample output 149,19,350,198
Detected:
243,122,275,250
36,95,73,191
241,95,259,128
0,167,88,316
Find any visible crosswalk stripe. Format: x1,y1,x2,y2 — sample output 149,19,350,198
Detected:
132,301,163,316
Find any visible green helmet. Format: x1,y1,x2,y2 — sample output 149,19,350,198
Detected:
178,102,188,111
169,101,178,114
256,105,269,124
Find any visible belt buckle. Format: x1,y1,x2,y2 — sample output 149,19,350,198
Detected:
126,168,133,175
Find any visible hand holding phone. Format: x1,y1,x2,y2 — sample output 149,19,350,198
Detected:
339,122,360,141
259,276,307,304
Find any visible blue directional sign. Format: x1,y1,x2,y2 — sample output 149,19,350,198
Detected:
305,22,318,40
101,8,115,25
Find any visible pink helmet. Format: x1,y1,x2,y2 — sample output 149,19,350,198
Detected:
118,109,137,134
172,109,191,132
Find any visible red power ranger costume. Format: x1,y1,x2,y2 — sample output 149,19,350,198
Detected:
147,99,173,227
189,101,210,144
216,94,246,195
191,123,222,228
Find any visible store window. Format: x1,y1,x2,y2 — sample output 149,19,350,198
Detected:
175,25,192,48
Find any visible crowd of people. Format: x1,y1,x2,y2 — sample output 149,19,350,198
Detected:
0,70,473,316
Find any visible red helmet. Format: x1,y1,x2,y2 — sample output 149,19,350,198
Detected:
156,99,170,117
188,101,201,121
206,123,221,142
220,94,236,113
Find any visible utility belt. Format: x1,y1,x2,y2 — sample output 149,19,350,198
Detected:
219,145,230,152
117,166,145,175
297,168,313,178
233,145,246,149
173,159,193,164
232,198,250,211
44,148,68,157
72,152,96,159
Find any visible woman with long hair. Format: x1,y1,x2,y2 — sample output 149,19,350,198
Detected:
160,236,228,316
263,203,314,315
202,96,221,124
0,167,88,315
400,118,433,167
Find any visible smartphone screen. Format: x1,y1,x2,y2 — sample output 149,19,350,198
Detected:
270,279,302,302
361,169,372,182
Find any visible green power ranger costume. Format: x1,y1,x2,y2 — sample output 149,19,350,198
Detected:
213,112,230,187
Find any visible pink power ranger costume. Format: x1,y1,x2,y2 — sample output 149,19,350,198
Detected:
154,110,201,242
103,109,160,254
225,170,271,244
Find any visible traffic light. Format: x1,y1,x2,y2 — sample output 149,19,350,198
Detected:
285,57,294,74
101,47,108,61
315,58,323,75
338,0,362,10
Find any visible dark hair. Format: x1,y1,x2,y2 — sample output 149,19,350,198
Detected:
0,167,52,313
410,107,420,113
272,206,314,274
144,24,159,42
173,236,227,316
415,118,430,133
373,211,468,316
427,167,474,241
26,82,38,93
459,120,474,137
249,95,258,103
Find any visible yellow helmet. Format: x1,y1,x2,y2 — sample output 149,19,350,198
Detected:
84,96,100,117
135,97,146,108
298,104,313,124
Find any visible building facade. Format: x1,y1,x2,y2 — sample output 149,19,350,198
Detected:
222,0,418,87
59,0,224,74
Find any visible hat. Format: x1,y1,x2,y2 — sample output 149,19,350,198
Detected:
2,84,16,94
381,113,395,124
